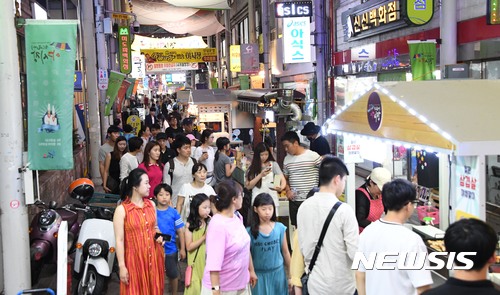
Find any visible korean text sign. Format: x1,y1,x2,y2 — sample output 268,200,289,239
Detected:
283,17,311,64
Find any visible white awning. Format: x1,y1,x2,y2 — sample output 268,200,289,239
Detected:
164,0,230,10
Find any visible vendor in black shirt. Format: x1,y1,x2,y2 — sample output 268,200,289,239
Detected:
301,122,331,156
423,218,500,295
356,167,391,233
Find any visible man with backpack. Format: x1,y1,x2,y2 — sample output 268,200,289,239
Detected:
162,135,197,210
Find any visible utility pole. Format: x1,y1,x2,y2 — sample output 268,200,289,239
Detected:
0,0,30,293
81,0,102,182
261,0,270,88
95,0,109,143
224,11,232,86
440,1,457,66
314,0,327,124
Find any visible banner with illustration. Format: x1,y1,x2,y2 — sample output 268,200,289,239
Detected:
116,79,132,114
26,20,78,170
408,41,436,81
105,71,126,116
453,156,480,222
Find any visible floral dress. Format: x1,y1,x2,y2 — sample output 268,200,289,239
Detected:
121,199,164,295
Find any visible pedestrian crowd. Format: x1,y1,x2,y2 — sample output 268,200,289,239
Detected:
102,97,499,295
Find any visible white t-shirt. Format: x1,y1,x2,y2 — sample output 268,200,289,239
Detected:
163,157,196,207
177,182,216,222
357,219,433,295
249,161,283,207
193,146,216,177
119,153,139,181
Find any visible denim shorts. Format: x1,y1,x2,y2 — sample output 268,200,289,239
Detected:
164,252,179,279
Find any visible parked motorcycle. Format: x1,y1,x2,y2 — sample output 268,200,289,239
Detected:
69,178,117,295
29,197,81,284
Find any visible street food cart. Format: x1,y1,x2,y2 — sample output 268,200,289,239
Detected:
324,80,500,232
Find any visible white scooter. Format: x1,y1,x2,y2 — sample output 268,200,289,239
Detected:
68,179,117,295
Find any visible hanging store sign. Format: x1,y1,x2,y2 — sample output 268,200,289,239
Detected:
275,1,313,18
118,26,132,74
145,62,199,73
240,43,259,74
230,45,241,72
342,0,434,41
140,48,217,63
283,17,311,64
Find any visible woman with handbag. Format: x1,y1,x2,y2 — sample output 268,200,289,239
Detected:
184,193,211,295
103,136,127,194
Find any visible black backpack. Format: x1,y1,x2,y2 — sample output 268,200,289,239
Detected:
167,157,197,183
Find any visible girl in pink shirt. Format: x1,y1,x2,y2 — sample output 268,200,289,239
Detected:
138,141,163,199
201,180,257,295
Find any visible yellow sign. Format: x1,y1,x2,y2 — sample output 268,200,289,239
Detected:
455,210,479,221
140,48,217,63
406,0,434,25
348,0,400,37
112,13,130,20
230,45,241,72
126,115,141,135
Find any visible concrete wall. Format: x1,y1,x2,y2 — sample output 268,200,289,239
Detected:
336,0,487,52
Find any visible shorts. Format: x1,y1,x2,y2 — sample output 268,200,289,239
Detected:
164,252,179,279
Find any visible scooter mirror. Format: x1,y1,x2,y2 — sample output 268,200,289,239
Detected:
48,200,58,209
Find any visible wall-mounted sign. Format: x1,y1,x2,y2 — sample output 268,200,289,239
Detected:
230,45,241,72
140,48,217,63
283,17,311,64
240,43,259,74
406,0,434,25
275,1,313,18
342,0,434,41
351,43,376,61
367,91,382,131
118,26,131,74
145,62,198,73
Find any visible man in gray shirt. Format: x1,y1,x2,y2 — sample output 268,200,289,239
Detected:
98,125,120,185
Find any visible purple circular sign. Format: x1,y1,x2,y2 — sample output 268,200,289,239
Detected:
367,92,382,131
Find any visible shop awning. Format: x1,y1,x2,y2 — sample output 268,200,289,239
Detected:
325,80,500,155
188,89,232,105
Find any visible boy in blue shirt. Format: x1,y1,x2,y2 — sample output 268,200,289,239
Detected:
155,183,186,295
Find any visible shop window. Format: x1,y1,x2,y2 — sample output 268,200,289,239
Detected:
485,60,500,79
469,62,483,79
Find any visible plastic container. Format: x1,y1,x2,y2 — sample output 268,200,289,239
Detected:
417,205,440,225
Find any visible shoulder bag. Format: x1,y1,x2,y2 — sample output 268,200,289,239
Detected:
185,224,207,287
301,201,342,295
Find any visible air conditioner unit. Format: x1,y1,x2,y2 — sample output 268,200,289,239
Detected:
443,64,469,79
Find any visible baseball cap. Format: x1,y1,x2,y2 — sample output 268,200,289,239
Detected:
368,167,392,191
182,118,193,126
186,134,198,141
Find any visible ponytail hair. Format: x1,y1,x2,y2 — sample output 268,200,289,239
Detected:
120,168,147,201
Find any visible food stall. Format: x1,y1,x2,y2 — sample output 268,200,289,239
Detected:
324,80,500,274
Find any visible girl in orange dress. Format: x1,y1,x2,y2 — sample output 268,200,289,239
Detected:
113,168,165,294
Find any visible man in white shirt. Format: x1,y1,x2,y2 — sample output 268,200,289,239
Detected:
356,179,433,295
281,131,322,226
297,156,359,295
119,137,142,181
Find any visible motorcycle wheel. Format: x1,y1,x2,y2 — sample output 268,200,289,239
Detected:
75,266,106,295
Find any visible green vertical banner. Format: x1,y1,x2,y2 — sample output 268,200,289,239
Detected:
118,26,132,74
125,77,136,98
26,20,78,170
408,41,436,81
105,71,126,116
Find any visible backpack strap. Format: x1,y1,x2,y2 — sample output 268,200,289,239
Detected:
168,158,175,183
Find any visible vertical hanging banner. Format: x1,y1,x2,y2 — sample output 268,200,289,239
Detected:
408,40,436,81
230,45,241,72
105,71,126,116
240,43,259,74
283,17,311,64
116,79,132,113
118,26,132,74
26,19,78,170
